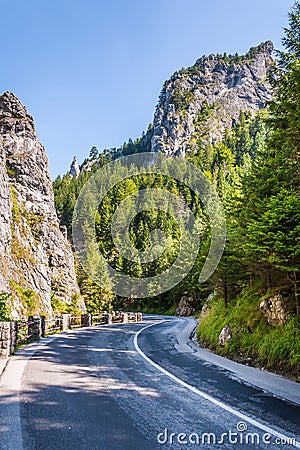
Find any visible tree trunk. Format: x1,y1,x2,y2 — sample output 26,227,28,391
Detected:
293,270,300,317
224,269,228,308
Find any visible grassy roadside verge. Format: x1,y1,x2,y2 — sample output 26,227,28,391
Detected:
195,289,300,382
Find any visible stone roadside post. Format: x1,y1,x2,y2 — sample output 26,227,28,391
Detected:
0,321,17,358
122,312,128,323
81,314,92,327
60,314,72,332
28,316,42,340
103,313,112,325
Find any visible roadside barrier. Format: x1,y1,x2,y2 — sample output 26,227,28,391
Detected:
0,311,142,359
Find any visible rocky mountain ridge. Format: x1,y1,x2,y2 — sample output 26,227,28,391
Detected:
151,41,274,156
72,41,274,175
0,92,81,318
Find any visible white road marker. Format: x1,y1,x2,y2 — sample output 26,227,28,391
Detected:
133,321,300,448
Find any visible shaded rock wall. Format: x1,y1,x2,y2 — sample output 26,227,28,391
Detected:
0,92,81,318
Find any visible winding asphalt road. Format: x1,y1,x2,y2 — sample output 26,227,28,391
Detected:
0,315,299,449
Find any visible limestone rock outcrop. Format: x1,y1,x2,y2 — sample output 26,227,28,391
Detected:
218,325,232,347
76,42,274,174
176,295,194,316
0,92,81,318
151,41,274,156
260,290,296,326
69,156,80,177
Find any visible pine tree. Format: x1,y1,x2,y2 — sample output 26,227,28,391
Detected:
89,146,98,159
240,2,300,314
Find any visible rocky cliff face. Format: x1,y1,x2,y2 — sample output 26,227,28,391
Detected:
74,42,274,174
151,41,274,156
0,92,81,318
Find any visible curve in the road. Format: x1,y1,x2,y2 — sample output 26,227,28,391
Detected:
1,316,299,450
134,320,300,449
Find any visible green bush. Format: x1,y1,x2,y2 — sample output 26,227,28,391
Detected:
196,289,300,375
51,295,70,314
51,293,84,316
0,293,12,321
10,281,39,315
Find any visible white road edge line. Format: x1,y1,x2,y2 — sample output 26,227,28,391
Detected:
133,321,300,448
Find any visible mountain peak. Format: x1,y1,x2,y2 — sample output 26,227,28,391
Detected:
194,41,274,68
151,42,274,156
251,40,274,55
1,91,34,119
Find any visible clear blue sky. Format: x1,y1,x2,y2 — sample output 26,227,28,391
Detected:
0,0,295,178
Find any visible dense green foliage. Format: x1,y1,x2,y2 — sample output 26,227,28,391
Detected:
51,293,85,316
0,293,12,321
197,2,300,376
232,3,300,313
53,110,267,313
196,289,300,374
53,2,300,375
